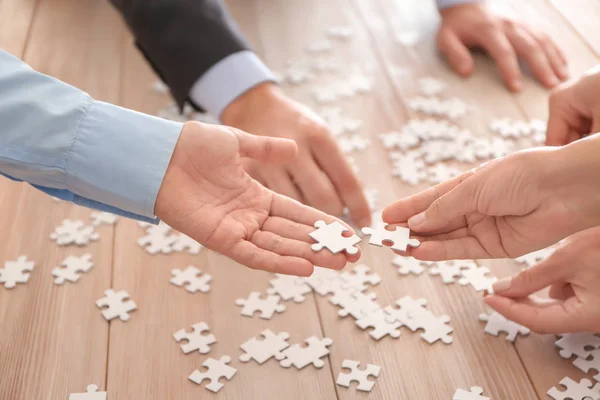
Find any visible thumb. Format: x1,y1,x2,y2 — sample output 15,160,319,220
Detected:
492,250,570,298
437,27,474,77
231,128,298,163
407,171,480,232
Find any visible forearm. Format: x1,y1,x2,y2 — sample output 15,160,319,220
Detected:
0,50,182,222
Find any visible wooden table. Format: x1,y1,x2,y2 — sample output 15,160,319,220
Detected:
0,0,598,398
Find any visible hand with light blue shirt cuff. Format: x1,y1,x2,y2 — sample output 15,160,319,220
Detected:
434,0,568,91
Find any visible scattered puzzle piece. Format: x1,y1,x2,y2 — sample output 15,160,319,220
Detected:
479,311,530,342
171,233,203,255
0,256,34,289
356,308,401,340
267,273,312,303
329,288,381,319
189,356,237,393
310,220,361,255
96,289,137,322
336,360,381,392
170,266,212,293
392,256,430,276
280,336,333,369
174,322,216,354
453,386,490,400
547,377,600,400
137,222,176,255
361,225,420,252
235,292,286,319
574,348,600,383
52,254,93,285
50,219,99,246
90,212,118,227
555,333,600,359
69,384,107,400
515,246,555,268
340,264,381,291
458,266,497,293
239,329,290,364
429,260,477,284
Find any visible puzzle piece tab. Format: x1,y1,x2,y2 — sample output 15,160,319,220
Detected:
336,360,381,392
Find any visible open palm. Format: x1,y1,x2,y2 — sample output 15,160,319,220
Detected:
155,121,359,275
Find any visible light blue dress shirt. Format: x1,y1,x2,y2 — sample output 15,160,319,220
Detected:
189,0,484,120
0,50,183,223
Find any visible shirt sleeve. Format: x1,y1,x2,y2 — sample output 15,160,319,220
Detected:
189,50,277,120
437,0,484,10
0,50,183,222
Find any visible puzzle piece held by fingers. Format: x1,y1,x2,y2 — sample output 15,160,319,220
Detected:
310,220,361,255
361,225,420,252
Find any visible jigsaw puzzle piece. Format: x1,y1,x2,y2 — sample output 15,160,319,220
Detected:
173,322,216,354
239,329,290,364
336,360,381,392
309,220,361,255
189,356,237,393
361,225,420,252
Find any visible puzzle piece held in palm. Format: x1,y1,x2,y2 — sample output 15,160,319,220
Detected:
0,256,35,289
170,266,212,293
361,225,420,252
174,322,216,354
189,356,237,393
52,254,93,285
310,220,361,255
336,360,381,392
239,329,290,364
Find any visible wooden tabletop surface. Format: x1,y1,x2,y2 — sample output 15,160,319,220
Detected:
0,0,599,399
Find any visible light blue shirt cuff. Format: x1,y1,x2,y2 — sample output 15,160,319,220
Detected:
65,100,183,219
437,0,484,9
189,50,276,120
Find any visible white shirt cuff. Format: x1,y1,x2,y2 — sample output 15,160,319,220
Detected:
189,50,276,120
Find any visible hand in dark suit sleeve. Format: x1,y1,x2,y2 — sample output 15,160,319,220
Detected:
110,0,251,109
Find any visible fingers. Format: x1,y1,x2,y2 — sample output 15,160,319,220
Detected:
532,31,569,82
549,282,575,301
231,128,298,163
546,89,574,146
382,171,473,224
261,216,315,243
505,26,559,88
484,295,584,334
264,169,304,203
312,131,372,228
228,240,314,276
251,230,348,271
437,27,475,77
290,157,345,218
479,27,522,91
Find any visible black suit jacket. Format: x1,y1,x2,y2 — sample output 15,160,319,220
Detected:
110,0,250,110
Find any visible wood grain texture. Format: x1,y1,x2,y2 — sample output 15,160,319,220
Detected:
547,0,600,57
1,0,598,398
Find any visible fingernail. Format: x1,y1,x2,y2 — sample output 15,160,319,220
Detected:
549,76,559,87
408,212,425,228
513,80,522,92
492,277,512,293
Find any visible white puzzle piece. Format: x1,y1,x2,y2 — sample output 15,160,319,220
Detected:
189,355,237,393
326,25,354,40
428,163,461,184
137,223,177,255
235,292,286,319
171,233,203,254
574,348,600,383
267,273,312,303
340,264,381,292
556,333,600,359
515,246,555,268
379,130,420,151
174,322,216,354
390,151,427,185
429,260,477,284
392,256,429,276
407,96,468,119
418,77,446,96
310,220,361,255
96,289,137,322
356,308,401,340
69,384,107,400
306,40,333,53
170,266,212,293
547,377,600,400
458,266,497,293
329,288,380,320
50,219,99,246
90,212,118,227
304,269,346,297
239,329,290,364
385,297,453,344
52,254,93,285
453,386,490,400
336,360,381,392
361,225,420,252
384,296,429,326
479,311,530,342
0,256,35,289
280,336,333,369
339,134,371,153
319,106,362,137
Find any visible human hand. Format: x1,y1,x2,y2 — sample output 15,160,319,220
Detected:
220,83,371,228
438,3,568,92
154,121,360,276
485,226,600,334
546,65,600,146
381,136,600,261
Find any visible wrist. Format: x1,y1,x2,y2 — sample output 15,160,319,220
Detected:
220,82,284,127
550,134,600,229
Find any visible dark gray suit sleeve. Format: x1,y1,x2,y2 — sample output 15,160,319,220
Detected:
110,0,250,108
